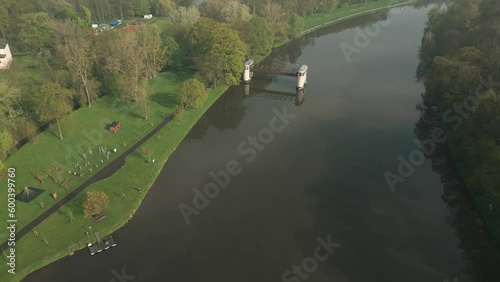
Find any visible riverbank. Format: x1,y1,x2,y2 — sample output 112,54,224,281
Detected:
273,0,415,48
0,1,417,281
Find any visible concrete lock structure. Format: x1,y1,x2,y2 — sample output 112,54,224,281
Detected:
242,60,308,90
297,65,308,90
243,59,254,83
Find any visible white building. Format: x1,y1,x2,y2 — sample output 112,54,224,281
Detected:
0,39,13,70
144,14,153,20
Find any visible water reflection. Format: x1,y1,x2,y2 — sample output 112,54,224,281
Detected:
245,81,306,104
412,0,448,9
415,93,500,281
263,10,391,66
186,84,305,141
186,88,248,140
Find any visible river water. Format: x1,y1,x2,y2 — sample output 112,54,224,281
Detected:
23,4,500,282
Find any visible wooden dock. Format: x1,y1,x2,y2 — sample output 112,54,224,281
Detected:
87,232,117,255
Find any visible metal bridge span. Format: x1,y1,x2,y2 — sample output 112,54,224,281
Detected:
251,65,298,77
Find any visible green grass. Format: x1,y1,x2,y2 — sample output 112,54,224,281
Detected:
0,71,228,281
1,96,161,241
0,71,197,243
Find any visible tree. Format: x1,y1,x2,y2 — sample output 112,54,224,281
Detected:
133,0,151,16
135,80,150,120
141,146,152,162
17,12,54,72
33,82,73,140
0,3,9,38
106,31,148,118
176,78,207,109
18,12,53,51
79,5,93,26
0,80,23,130
234,16,273,56
190,18,248,87
83,191,110,217
106,26,172,120
151,0,176,16
135,25,178,79
451,0,480,31
168,5,200,26
52,20,99,108
49,0,77,19
221,0,252,23
0,129,13,160
426,47,484,99
288,13,304,39
318,0,339,12
199,0,226,22
260,2,288,37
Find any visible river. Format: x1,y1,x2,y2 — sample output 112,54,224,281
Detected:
23,4,500,282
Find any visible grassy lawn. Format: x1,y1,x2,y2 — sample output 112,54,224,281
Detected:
0,71,228,281
0,71,192,242
0,90,166,242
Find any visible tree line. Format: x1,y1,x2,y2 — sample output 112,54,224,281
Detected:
417,0,500,195
0,0,380,174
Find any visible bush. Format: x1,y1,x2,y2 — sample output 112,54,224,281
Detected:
176,78,207,109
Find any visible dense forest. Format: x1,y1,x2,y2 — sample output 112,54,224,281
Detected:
0,0,383,173
417,0,500,235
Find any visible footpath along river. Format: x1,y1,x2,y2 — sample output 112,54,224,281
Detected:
23,4,500,282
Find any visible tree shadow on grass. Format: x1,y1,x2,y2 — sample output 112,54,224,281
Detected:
129,150,144,160
65,194,86,217
100,97,144,120
151,91,177,109
45,125,61,140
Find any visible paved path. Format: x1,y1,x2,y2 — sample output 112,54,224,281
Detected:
0,113,176,251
